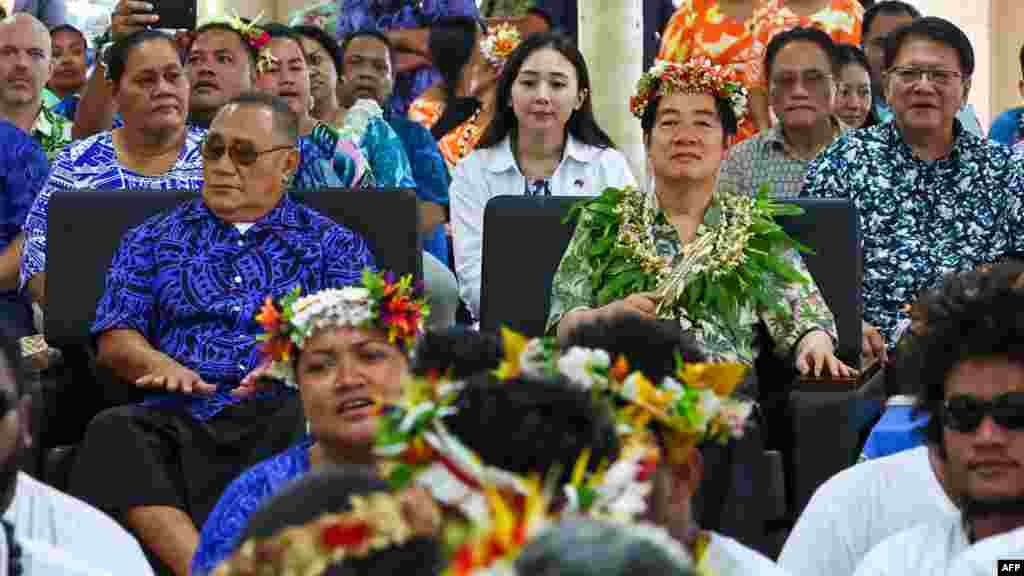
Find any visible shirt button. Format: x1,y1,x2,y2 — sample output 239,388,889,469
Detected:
237,240,244,247
238,334,247,340
238,363,246,371
234,276,242,284
232,306,241,313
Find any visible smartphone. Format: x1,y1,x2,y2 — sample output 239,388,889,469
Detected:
148,0,198,31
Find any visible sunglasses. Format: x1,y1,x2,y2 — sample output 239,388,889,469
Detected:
200,136,294,166
942,392,1024,433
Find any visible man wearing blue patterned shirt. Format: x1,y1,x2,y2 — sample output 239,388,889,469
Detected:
801,17,1024,346
67,94,376,576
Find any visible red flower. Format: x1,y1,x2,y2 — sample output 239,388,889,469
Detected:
321,521,371,550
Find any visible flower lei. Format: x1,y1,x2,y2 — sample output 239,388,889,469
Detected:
479,23,522,73
255,269,429,387
630,59,749,125
211,491,430,576
566,184,810,329
372,328,751,574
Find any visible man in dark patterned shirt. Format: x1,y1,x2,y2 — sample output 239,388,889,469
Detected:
68,93,376,575
801,17,1024,347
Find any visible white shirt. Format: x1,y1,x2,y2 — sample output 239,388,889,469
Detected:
4,473,154,575
852,515,968,576
450,134,636,319
706,532,793,575
946,526,1024,576
779,446,957,576
20,539,115,576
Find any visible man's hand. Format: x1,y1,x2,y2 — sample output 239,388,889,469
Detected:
231,358,280,398
135,360,216,395
111,0,159,41
862,320,888,366
795,330,858,379
599,293,660,321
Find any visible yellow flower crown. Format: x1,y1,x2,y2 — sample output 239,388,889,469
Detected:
212,491,436,576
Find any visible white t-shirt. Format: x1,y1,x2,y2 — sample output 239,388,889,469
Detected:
706,532,793,575
946,526,1024,576
779,446,958,576
450,134,636,320
20,538,116,576
4,472,154,575
852,515,968,576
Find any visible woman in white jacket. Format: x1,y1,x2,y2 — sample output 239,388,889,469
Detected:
449,31,635,321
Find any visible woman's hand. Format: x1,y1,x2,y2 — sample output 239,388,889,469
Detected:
111,0,159,42
795,330,857,379
135,360,216,395
599,292,660,321
861,320,888,366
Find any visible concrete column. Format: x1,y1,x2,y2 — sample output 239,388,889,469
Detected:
578,0,645,182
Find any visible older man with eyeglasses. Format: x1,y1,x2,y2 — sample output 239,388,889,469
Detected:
800,17,1024,352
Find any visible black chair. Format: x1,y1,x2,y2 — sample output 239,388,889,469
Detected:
42,188,420,488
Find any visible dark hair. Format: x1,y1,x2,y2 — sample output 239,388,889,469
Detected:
192,21,258,69
244,466,442,576
639,87,738,139
835,43,880,127
862,1,920,43
443,371,620,482
882,17,974,77
411,327,503,380
427,16,481,139
526,7,555,29
905,262,1024,447
477,31,616,150
515,518,697,576
1019,42,1024,78
221,92,300,142
338,29,394,76
0,322,25,398
259,22,307,64
560,315,706,383
106,29,180,84
293,24,343,76
50,24,85,44
765,26,839,80
0,5,6,19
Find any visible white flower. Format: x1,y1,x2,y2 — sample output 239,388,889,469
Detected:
621,372,647,402
698,389,722,425
557,347,610,390
342,98,382,140
519,338,550,378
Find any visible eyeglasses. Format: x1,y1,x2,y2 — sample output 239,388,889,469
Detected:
200,136,294,166
941,392,1024,433
769,70,833,93
887,66,963,87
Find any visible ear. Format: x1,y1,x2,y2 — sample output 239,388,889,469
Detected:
1018,79,1024,101
670,446,703,500
575,88,588,111
16,395,32,450
960,77,972,107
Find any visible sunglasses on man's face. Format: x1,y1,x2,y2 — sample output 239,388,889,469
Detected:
942,392,1024,433
200,135,294,166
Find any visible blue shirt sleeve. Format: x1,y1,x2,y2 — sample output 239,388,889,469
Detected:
336,0,374,37
90,223,157,341
191,470,272,576
397,119,450,206
363,117,416,189
3,132,49,244
323,223,377,287
989,108,1022,146
19,145,73,291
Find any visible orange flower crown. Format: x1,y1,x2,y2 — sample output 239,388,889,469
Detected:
212,491,435,576
256,269,429,387
479,23,522,72
630,59,749,125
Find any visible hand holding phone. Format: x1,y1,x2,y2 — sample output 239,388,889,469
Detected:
110,0,159,42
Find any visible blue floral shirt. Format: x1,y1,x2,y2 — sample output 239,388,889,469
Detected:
800,120,1024,344
19,127,207,291
389,114,450,265
191,438,313,576
296,122,374,190
335,0,481,117
91,197,376,421
359,115,416,190
0,122,49,303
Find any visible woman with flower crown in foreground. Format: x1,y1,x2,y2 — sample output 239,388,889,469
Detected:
548,58,853,380
189,271,429,576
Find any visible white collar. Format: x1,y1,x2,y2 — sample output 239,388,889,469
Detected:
485,132,600,174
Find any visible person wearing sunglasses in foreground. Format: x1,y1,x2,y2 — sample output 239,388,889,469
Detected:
67,92,376,576
848,262,1024,576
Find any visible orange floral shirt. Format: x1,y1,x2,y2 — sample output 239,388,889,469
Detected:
408,97,484,171
658,0,770,142
749,0,864,86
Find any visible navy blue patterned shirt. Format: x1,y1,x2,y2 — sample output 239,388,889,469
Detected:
0,121,49,303
191,437,313,576
801,120,1024,344
91,197,376,421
